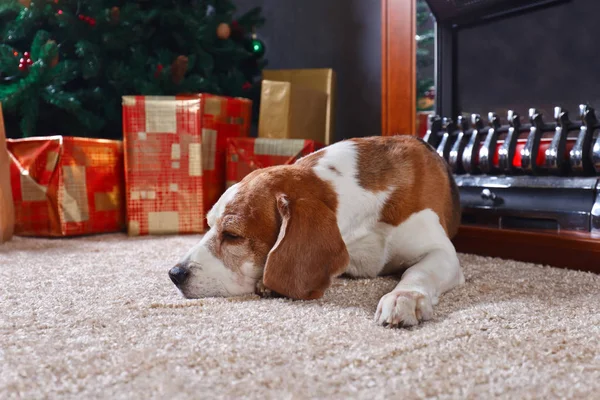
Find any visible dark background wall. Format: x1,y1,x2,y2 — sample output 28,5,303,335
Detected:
456,0,600,120
235,0,382,142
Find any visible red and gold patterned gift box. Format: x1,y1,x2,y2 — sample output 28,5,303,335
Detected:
226,138,324,187
122,95,251,235
122,96,204,236
7,136,125,237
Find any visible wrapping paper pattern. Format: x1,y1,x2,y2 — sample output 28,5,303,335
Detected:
226,138,324,187
0,104,15,242
122,95,251,235
7,136,125,237
200,95,252,217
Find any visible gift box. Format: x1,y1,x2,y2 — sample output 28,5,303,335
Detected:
260,69,336,144
122,95,251,235
258,80,328,144
7,135,125,237
0,104,15,243
226,138,324,187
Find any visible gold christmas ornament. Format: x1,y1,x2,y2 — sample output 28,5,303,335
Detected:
110,7,120,24
216,23,231,40
48,40,59,68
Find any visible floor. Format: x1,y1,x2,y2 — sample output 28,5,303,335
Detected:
1,234,599,399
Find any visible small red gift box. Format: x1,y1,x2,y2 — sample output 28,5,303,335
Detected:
226,138,324,187
122,95,251,235
7,136,125,237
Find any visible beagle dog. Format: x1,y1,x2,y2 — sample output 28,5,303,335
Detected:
169,135,465,327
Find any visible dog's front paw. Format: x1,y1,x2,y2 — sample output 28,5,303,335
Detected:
374,289,433,328
255,280,274,298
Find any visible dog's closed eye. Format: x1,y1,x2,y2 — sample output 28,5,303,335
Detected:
222,231,242,241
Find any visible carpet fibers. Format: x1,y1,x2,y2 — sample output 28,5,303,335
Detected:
1,234,599,399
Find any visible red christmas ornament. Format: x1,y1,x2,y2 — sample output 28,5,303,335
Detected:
230,20,244,39
78,14,96,26
154,64,164,78
242,82,252,90
18,52,33,72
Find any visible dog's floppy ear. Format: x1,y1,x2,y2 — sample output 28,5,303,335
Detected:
263,193,350,300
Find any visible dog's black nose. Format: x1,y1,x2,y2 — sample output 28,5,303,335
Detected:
169,265,189,285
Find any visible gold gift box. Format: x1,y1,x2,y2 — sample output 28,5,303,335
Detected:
0,103,15,243
258,80,328,144
260,69,336,144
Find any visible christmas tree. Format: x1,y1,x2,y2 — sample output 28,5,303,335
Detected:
0,0,267,139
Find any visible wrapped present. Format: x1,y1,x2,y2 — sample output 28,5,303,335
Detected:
226,138,324,187
0,104,15,243
261,69,336,144
258,80,328,144
122,95,251,235
7,135,125,237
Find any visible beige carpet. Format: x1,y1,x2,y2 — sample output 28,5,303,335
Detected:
1,234,599,399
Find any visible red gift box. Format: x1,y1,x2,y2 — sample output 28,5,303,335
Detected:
122,95,251,235
226,138,324,187
7,136,125,237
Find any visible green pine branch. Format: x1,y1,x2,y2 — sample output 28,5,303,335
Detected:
0,1,21,18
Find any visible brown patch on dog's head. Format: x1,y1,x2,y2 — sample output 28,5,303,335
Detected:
190,162,349,300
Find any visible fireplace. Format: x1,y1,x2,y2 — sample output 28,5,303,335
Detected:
421,0,600,236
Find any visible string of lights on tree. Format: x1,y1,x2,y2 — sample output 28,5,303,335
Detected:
0,0,267,139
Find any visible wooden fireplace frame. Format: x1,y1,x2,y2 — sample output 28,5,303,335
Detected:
381,0,600,274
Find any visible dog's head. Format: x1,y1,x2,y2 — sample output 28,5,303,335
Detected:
168,166,350,300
